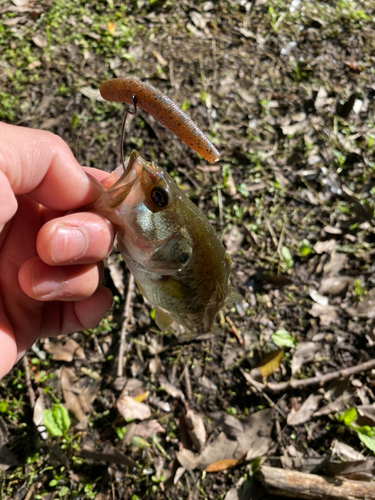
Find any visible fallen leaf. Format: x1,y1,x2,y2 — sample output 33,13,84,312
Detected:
107,254,125,298
45,338,85,362
347,289,375,319
240,409,274,460
287,394,322,426
149,356,162,374
11,0,29,5
80,86,103,101
313,239,336,255
190,10,208,29
208,412,244,440
319,276,354,296
315,87,328,109
32,34,48,47
237,88,256,104
224,225,244,255
357,405,375,425
107,20,116,35
159,375,185,400
131,420,165,439
116,395,151,421
133,392,149,403
256,350,284,378
206,458,241,472
184,408,206,452
173,466,186,485
332,440,366,461
291,342,318,375
60,367,87,427
309,289,329,306
176,432,238,471
323,252,347,276
308,303,338,326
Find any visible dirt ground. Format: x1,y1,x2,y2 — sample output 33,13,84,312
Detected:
1,0,375,499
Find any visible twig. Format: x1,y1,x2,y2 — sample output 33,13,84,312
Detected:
226,316,244,346
217,187,224,227
184,364,193,401
117,274,135,378
240,369,286,419
242,358,375,393
24,485,35,500
256,465,375,500
23,355,36,409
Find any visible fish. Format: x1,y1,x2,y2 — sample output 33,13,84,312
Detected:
94,150,232,334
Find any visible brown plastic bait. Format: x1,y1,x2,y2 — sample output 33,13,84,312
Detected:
100,77,220,164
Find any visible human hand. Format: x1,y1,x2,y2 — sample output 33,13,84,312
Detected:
0,122,115,378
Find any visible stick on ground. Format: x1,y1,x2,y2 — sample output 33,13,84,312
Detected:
256,465,375,500
243,358,375,393
117,273,135,378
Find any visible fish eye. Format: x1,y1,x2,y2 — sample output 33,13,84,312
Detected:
151,187,169,208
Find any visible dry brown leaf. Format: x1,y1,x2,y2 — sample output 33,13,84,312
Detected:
45,338,85,362
176,432,238,471
357,405,375,425
60,367,87,427
291,342,318,375
323,252,347,276
313,239,336,255
208,412,244,440
308,303,338,326
206,458,241,472
184,408,206,452
224,225,245,256
33,395,45,427
107,254,125,298
240,409,274,460
158,375,185,400
319,276,354,296
287,394,322,426
190,10,209,29
80,86,103,100
32,34,48,47
149,356,162,374
347,289,375,319
332,440,366,461
256,350,284,378
131,420,165,439
116,395,151,421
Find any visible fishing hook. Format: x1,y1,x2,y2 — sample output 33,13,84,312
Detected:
120,94,137,174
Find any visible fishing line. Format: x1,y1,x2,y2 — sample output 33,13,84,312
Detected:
119,95,137,175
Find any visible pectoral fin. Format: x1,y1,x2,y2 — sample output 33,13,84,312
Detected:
146,235,193,274
155,307,174,330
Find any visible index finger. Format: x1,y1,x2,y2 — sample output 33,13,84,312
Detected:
0,122,103,211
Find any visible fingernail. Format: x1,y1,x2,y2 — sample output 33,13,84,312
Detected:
32,263,65,298
50,226,87,263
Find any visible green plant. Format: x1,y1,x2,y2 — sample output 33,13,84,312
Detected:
338,407,375,454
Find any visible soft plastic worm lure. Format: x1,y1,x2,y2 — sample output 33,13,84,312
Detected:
100,77,220,164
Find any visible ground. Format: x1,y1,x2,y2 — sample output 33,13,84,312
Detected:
1,0,375,499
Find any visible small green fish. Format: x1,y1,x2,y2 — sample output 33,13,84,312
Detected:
95,151,231,334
